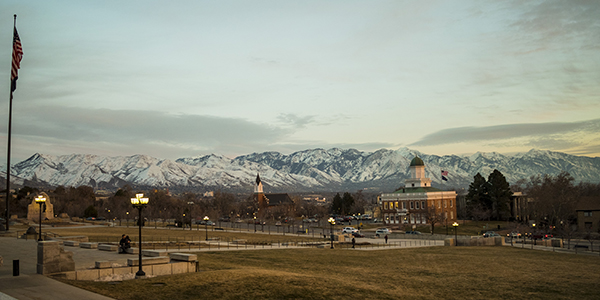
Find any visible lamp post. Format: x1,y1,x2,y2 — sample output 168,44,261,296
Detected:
131,193,149,279
328,217,335,249
452,222,459,246
204,216,209,241
254,216,257,232
126,211,129,228
35,195,46,241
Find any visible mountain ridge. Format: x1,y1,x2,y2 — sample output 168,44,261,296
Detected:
3,147,599,193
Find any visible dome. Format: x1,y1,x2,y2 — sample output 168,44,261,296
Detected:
410,156,424,166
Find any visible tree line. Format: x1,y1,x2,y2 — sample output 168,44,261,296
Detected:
2,184,376,225
466,169,600,233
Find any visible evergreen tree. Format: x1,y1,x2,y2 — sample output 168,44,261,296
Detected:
83,205,98,218
466,173,491,219
466,173,490,207
342,192,354,216
487,169,512,220
331,193,343,215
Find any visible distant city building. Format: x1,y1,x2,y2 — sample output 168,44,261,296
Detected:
576,197,600,233
380,156,457,226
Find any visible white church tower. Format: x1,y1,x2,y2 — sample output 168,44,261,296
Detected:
404,156,432,188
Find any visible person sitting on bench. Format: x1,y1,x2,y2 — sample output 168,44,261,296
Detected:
119,234,131,253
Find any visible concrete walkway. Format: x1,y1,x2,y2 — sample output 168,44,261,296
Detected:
0,236,116,300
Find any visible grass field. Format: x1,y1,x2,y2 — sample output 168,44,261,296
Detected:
42,226,320,245
56,246,600,300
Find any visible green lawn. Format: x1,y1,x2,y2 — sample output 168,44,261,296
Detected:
57,246,600,300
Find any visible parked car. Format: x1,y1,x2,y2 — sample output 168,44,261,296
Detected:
218,216,231,222
275,221,282,226
507,231,521,238
405,231,422,235
532,233,553,240
375,228,391,236
352,232,365,238
342,227,358,233
483,231,500,237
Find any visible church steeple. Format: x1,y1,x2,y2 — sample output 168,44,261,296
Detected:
254,173,263,194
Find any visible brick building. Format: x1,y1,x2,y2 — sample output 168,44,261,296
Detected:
380,157,457,226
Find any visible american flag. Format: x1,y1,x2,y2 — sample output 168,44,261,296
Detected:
11,27,23,92
441,170,448,181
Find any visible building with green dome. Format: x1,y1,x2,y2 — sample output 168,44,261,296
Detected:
379,156,457,227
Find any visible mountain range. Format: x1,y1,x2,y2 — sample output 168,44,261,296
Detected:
3,148,599,193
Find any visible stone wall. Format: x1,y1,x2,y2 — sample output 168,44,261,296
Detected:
37,241,75,274
61,261,198,281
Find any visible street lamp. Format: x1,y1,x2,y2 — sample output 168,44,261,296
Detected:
452,222,459,246
35,195,46,241
254,216,257,232
126,211,129,228
328,217,335,249
131,193,149,279
204,216,209,241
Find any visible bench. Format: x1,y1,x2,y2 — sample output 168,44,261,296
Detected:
170,253,197,262
126,247,139,254
80,242,98,249
95,261,112,269
98,244,119,252
127,256,169,266
63,240,79,247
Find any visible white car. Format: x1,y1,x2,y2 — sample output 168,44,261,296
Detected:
342,227,358,233
375,228,391,236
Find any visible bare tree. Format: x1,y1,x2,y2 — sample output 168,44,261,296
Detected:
426,205,444,235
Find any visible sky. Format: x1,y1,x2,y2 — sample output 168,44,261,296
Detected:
0,0,599,164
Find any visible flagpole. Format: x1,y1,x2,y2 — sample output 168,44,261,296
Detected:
5,15,17,231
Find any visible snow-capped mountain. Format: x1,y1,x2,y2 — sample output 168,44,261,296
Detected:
4,148,600,192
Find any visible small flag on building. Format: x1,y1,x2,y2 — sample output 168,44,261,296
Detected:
11,27,23,92
441,170,448,181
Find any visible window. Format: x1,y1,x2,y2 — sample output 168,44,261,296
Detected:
416,201,420,209
444,200,447,208
584,211,593,217
438,200,441,208
422,215,426,224
402,202,406,209
395,201,399,209
410,202,414,209
445,212,448,219
384,202,388,210
450,200,453,207
421,201,425,209
450,211,454,219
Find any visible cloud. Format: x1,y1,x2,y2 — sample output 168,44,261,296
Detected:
277,113,316,128
410,118,600,147
1,105,293,160
509,0,600,48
